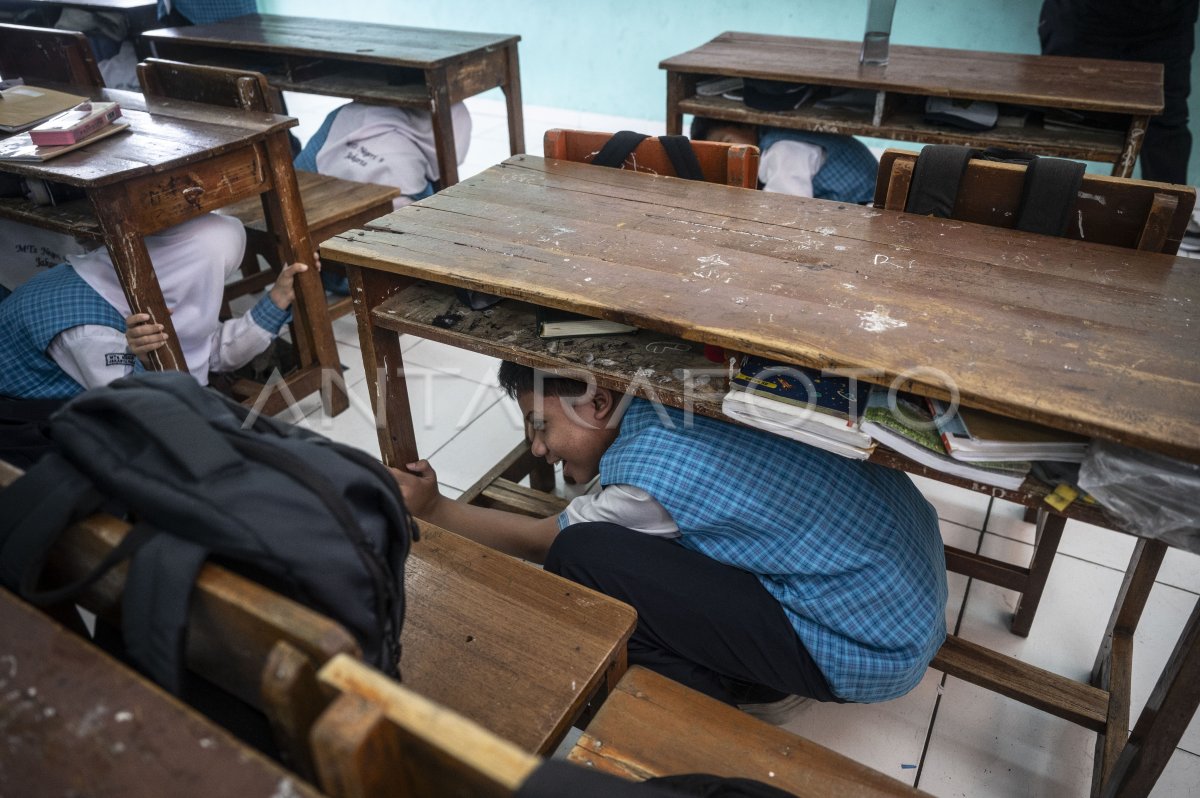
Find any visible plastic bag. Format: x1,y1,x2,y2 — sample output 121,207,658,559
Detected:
1077,438,1200,553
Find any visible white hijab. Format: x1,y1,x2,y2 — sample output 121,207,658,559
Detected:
68,213,246,383
315,101,472,205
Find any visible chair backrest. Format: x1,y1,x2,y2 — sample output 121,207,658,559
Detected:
874,148,1197,254
0,460,358,781
544,128,760,188
0,23,105,88
137,57,273,113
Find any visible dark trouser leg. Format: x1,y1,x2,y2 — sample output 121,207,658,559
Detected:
1039,1,1195,184
543,522,840,705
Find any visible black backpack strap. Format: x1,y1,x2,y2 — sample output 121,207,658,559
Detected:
1015,156,1086,237
904,144,976,218
121,528,208,694
659,135,705,181
0,452,104,597
591,130,650,168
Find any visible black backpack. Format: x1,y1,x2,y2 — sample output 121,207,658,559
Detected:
0,371,416,694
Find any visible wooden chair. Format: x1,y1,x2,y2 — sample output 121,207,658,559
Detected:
874,147,1197,637
311,655,929,798
0,587,328,797
544,127,760,188
459,128,763,511
136,57,401,320
0,460,355,782
0,23,105,88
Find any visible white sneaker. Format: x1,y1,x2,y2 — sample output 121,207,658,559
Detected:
737,694,813,726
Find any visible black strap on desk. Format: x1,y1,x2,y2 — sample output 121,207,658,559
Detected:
1016,156,1086,236
905,144,1085,236
594,131,706,181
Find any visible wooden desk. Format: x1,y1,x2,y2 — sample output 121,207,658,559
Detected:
323,156,1199,797
0,588,326,797
143,13,524,188
660,32,1164,178
0,87,347,415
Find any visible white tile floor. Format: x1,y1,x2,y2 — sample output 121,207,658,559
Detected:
280,92,1200,797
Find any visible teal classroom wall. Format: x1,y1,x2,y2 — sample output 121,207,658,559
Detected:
261,0,1200,187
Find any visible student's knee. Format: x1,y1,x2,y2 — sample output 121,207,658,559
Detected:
544,522,616,575
202,213,248,269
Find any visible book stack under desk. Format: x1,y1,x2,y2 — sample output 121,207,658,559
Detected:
369,282,1117,530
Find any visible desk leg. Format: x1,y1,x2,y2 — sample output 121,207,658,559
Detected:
89,186,188,373
259,132,348,416
502,43,526,156
346,265,418,468
1101,593,1200,798
666,71,694,136
426,66,460,188
1114,115,1149,178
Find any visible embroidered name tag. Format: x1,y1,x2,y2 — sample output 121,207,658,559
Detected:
106,352,137,367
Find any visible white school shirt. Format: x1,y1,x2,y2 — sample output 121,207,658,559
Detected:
758,139,827,198
560,483,681,538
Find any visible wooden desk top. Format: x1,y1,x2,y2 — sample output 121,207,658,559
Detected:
322,156,1200,464
0,87,294,187
660,32,1164,115
0,589,324,797
402,521,636,755
143,14,520,69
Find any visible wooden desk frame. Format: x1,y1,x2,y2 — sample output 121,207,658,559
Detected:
143,13,525,188
326,157,1198,798
0,88,347,415
660,33,1164,178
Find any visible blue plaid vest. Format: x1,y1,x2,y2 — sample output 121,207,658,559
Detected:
0,264,126,399
599,399,947,702
758,128,879,204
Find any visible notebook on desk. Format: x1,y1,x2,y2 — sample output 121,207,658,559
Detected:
0,85,86,133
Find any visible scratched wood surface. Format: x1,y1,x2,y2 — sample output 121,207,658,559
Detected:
660,32,1163,114
0,87,292,187
144,14,519,70
0,589,325,798
323,156,1200,464
401,521,636,756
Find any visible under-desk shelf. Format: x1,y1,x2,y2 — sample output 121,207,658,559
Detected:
678,95,1127,164
371,282,1113,529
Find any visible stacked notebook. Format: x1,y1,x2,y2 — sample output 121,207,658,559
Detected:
927,399,1090,463
722,356,874,459
0,99,128,162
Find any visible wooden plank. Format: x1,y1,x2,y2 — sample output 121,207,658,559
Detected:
932,635,1109,731
401,521,636,755
322,157,1200,466
477,478,570,518
569,665,930,796
0,589,325,798
145,14,520,70
316,655,539,798
224,170,399,239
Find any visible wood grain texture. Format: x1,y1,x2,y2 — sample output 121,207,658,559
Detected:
660,32,1163,113
144,14,519,69
323,156,1200,464
0,589,324,798
569,665,930,796
401,521,636,755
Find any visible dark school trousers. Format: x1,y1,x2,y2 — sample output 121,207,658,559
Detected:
1039,0,1197,185
543,522,841,706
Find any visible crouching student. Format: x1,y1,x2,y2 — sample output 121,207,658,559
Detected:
392,362,948,724
690,117,878,204
294,102,472,210
0,212,304,399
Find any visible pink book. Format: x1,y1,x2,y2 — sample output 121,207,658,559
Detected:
28,101,122,146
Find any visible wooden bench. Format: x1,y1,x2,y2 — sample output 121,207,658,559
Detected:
312,654,929,798
0,461,635,761
0,586,327,797
0,460,356,781
544,128,760,188
401,520,636,755
0,22,104,87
